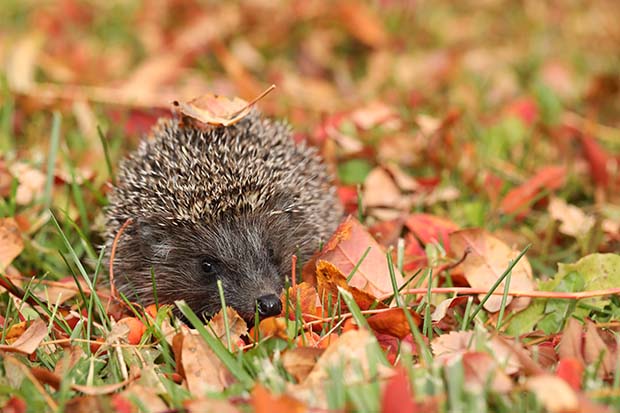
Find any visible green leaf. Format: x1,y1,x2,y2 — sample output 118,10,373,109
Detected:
507,253,620,336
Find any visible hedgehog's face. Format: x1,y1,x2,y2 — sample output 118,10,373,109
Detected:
132,215,295,325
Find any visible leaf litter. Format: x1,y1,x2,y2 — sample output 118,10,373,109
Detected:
1,1,620,412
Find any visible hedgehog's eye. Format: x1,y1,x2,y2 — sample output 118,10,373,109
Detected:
201,258,217,277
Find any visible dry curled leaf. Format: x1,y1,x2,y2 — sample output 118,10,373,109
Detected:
281,347,324,382
315,260,385,312
0,319,48,355
525,375,578,413
449,228,534,313
174,85,275,127
309,215,405,297
366,308,421,339
0,218,24,272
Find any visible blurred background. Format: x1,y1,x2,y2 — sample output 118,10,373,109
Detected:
0,0,619,274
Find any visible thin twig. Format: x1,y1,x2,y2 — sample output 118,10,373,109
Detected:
377,286,620,301
107,218,132,313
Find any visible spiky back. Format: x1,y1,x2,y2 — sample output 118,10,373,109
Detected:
106,111,341,249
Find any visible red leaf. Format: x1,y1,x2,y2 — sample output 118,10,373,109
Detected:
580,135,610,188
506,97,538,126
403,233,428,272
2,396,27,413
381,369,418,413
556,357,584,391
405,213,459,253
500,166,567,215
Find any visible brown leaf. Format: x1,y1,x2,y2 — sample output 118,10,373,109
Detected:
10,163,46,206
367,308,421,339
338,1,389,48
558,318,585,364
449,229,534,313
251,384,306,413
461,352,513,393
0,218,24,272
209,307,248,349
500,166,567,215
363,167,403,210
174,93,253,127
312,215,405,297
179,328,233,393
0,319,48,355
316,260,386,311
184,398,241,413
298,329,392,408
431,331,522,375
584,320,616,378
549,197,595,238
525,375,578,413
281,347,324,382
281,282,322,324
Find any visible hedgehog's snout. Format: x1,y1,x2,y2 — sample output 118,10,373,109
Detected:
256,294,282,318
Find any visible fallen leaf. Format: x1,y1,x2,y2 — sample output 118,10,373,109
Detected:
431,331,521,375
249,317,288,342
558,318,584,363
583,319,616,378
549,197,595,238
0,218,24,272
178,328,233,393
10,163,46,206
312,216,405,297
461,352,513,393
316,260,386,311
556,357,584,391
251,384,306,413
350,101,399,130
280,282,322,325
297,329,392,408
1,396,26,413
505,97,538,126
450,229,535,312
338,1,389,48
381,369,418,413
500,166,567,215
209,307,248,349
525,375,578,413
281,347,324,382
184,398,241,413
405,214,459,253
363,167,403,210
580,135,610,188
0,319,48,355
367,308,421,339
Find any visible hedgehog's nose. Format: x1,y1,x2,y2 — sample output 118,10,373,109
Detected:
256,294,282,318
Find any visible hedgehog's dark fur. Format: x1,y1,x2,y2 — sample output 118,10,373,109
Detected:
106,111,342,322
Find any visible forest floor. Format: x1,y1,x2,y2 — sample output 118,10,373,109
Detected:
1,1,620,412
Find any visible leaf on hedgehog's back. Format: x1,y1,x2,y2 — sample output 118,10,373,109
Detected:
174,84,275,127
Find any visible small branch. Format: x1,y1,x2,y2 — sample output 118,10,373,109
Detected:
377,286,620,301
107,218,132,313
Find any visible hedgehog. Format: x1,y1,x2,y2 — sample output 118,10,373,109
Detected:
105,110,343,323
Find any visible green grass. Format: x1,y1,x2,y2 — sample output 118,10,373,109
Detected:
1,1,620,412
